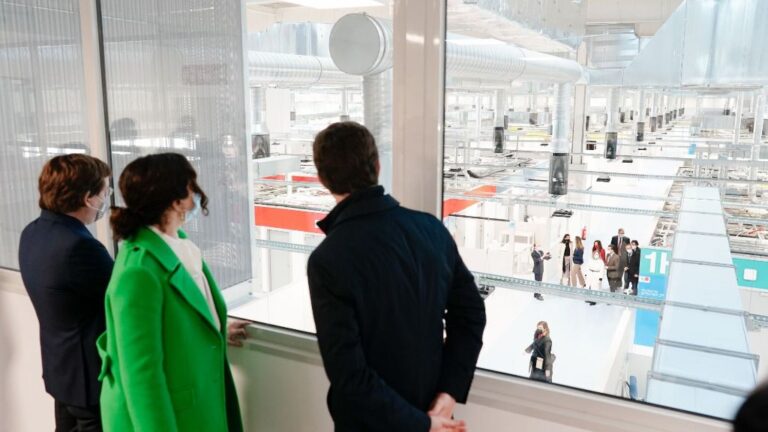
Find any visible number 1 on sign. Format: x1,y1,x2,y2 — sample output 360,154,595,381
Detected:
645,251,670,275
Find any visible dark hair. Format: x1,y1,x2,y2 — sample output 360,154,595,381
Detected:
537,321,550,336
561,234,570,242
592,239,603,252
38,154,111,213
735,383,768,432
313,121,378,194
631,240,639,246
110,153,208,240
609,244,618,254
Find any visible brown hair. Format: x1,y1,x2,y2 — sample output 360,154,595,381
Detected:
537,321,550,336
574,236,584,250
110,153,208,240
312,121,378,194
38,154,111,213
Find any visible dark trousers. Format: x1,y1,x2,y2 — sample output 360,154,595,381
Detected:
55,400,102,432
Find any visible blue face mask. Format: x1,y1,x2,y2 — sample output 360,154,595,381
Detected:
185,193,202,222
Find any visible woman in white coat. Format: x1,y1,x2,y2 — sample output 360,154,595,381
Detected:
584,249,605,306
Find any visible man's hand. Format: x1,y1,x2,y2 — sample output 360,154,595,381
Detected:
227,320,249,347
428,392,457,420
429,416,466,432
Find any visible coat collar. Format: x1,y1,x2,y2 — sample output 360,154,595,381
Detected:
126,226,224,335
316,186,399,234
40,210,90,234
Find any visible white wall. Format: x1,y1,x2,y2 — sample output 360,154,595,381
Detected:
0,281,55,432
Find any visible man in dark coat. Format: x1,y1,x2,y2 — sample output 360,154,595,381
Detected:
307,122,487,432
19,154,114,432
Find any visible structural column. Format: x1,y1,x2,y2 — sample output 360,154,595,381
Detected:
636,89,646,141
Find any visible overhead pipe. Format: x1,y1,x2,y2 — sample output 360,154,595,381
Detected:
605,87,621,159
751,89,766,198
637,89,646,141
328,13,586,195
329,13,394,192
550,83,573,196
248,51,360,87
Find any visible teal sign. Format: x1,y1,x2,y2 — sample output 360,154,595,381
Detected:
734,257,768,290
635,247,671,347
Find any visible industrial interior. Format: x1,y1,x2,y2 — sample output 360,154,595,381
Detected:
1,0,767,430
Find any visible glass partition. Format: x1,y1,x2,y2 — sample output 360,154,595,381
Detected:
99,0,252,288
443,0,768,421
0,0,91,269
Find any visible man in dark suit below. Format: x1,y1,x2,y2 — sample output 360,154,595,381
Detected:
307,122,487,432
19,154,114,432
531,244,551,301
622,240,642,295
610,228,631,288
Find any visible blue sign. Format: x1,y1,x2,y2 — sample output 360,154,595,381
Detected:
634,247,671,347
733,257,768,290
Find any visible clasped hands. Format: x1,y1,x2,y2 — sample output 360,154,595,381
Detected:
429,392,467,432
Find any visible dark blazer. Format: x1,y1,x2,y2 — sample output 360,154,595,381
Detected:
628,248,641,276
308,186,487,432
19,210,114,407
531,250,548,277
610,235,630,250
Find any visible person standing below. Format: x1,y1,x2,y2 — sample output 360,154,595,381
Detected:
584,248,605,306
625,240,642,295
98,153,246,432
611,228,632,290
570,236,587,288
19,154,113,432
592,240,606,264
554,234,572,285
531,244,551,301
610,228,630,251
307,122,487,432
605,244,623,293
525,321,554,383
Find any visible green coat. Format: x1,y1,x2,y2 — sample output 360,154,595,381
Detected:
96,227,243,432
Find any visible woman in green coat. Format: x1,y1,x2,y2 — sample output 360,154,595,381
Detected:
97,153,248,431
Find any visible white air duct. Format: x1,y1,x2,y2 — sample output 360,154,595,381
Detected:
329,13,394,192
248,51,360,87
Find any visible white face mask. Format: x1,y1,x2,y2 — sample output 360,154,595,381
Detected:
86,188,111,223
183,193,202,223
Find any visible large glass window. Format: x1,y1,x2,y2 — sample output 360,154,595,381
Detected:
226,2,394,331
443,0,768,421
99,0,252,288
0,0,91,269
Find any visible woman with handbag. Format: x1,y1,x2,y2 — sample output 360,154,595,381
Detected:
525,321,554,383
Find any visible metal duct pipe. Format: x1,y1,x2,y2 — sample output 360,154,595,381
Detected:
363,71,393,192
250,87,265,126
751,89,766,197
605,87,620,159
330,13,584,85
248,51,360,87
329,13,394,192
637,89,646,141
250,87,269,159
549,82,572,196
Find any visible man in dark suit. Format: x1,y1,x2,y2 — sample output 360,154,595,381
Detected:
307,122,486,432
626,240,641,295
19,154,113,432
611,228,631,288
531,244,550,301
